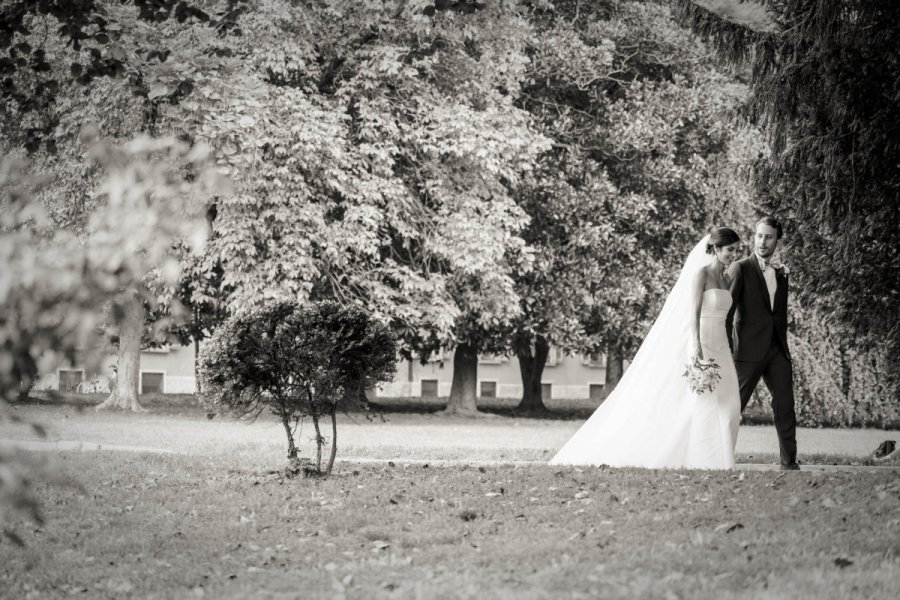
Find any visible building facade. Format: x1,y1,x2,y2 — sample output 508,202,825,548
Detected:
35,345,610,401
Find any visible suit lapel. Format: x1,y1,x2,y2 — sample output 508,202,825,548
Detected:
750,255,773,313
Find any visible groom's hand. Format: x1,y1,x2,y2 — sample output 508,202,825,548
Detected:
726,261,740,279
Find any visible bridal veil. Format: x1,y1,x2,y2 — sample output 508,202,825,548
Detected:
550,235,713,467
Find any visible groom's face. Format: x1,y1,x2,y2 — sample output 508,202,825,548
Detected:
754,223,779,259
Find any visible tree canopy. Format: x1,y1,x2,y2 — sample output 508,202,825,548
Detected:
675,0,900,382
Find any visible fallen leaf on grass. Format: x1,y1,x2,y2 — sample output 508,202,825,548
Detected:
714,522,744,534
834,557,853,568
372,540,390,550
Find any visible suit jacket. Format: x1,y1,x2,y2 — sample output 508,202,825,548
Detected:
726,255,790,362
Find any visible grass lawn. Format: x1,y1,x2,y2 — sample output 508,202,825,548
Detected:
2,451,900,599
4,403,899,467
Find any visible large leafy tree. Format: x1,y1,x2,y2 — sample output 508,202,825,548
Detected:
0,133,218,540
675,0,900,388
2,0,549,417
509,0,750,410
0,0,240,410
187,1,548,415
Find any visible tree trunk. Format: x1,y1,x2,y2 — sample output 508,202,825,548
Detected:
341,373,366,409
838,340,851,398
516,335,551,412
325,405,338,475
444,343,480,415
96,292,146,412
312,412,323,473
16,379,33,403
601,342,624,401
281,412,297,459
194,334,201,394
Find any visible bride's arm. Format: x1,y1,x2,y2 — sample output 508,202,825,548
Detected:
690,268,705,361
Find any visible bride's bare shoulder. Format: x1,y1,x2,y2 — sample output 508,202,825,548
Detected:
693,264,709,285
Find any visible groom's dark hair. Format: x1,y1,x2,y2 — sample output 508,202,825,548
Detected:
757,216,783,239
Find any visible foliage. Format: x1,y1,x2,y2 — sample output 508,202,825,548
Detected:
744,301,900,428
507,0,753,403
0,0,244,410
199,301,396,474
0,132,218,538
167,1,548,363
0,0,244,153
674,0,900,393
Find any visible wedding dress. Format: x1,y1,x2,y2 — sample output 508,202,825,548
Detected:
550,237,740,469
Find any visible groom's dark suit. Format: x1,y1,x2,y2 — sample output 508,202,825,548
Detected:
726,254,798,467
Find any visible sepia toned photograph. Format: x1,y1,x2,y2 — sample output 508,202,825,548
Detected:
1,1,898,598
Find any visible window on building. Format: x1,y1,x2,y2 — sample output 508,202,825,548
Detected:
421,379,439,397
589,384,606,402
141,372,164,394
425,350,448,363
545,347,565,367
541,383,552,399
58,369,83,392
144,345,170,354
478,354,504,364
582,352,607,368
480,381,497,398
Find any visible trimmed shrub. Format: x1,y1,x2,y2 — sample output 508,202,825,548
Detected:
199,301,396,474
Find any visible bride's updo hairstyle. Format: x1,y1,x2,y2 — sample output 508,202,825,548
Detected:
706,227,740,255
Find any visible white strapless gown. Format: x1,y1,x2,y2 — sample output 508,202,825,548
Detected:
551,289,740,469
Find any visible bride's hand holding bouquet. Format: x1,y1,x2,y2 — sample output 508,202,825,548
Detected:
684,341,722,394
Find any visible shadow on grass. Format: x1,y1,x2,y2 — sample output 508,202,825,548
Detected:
368,397,597,420
18,391,208,417
18,392,900,431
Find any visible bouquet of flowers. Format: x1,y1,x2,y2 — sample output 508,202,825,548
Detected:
683,357,722,394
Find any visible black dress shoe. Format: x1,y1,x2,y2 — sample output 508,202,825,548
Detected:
780,462,800,471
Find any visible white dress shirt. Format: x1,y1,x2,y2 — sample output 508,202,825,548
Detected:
757,254,777,309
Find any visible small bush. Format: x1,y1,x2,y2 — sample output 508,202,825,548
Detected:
199,301,396,474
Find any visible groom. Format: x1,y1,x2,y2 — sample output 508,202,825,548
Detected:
726,216,799,470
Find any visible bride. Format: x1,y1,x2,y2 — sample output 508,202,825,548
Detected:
551,229,742,469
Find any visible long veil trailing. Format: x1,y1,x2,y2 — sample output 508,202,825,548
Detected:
550,235,713,467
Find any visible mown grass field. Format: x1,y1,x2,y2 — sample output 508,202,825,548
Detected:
3,400,900,598
2,450,900,599
4,402,899,466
